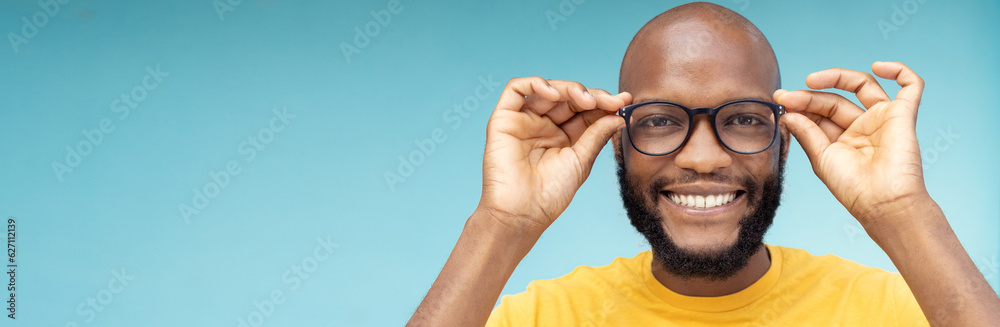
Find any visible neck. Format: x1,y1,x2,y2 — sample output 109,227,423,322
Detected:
650,245,770,297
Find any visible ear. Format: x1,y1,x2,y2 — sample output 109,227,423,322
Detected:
612,127,625,166
778,121,790,162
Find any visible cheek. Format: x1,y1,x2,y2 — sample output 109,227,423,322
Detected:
762,147,783,172
622,128,673,174
622,149,661,203
738,149,783,192
624,146,669,179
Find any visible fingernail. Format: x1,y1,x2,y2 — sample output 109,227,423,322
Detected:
583,91,595,100
548,85,557,93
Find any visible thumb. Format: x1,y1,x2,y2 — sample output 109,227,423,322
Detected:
781,112,831,170
573,114,624,169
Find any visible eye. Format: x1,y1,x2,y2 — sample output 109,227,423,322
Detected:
726,114,766,126
637,115,681,128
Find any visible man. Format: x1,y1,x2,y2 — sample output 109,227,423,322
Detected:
407,2,1000,326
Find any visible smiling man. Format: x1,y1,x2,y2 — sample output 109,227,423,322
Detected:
407,2,1000,326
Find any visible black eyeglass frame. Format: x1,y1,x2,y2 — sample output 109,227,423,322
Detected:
617,99,786,156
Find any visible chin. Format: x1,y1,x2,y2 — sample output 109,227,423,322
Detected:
663,226,742,257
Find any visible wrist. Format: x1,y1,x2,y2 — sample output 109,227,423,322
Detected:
854,190,933,225
859,193,946,246
456,210,543,271
469,206,548,241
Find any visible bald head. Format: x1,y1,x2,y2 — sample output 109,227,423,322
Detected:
619,2,779,95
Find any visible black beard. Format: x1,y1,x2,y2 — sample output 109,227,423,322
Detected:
616,156,784,281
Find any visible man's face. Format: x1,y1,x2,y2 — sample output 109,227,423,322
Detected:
615,19,788,280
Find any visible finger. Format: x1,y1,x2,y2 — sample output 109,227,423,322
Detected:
542,102,576,126
780,112,832,168
544,88,624,125
799,111,847,143
496,77,560,113
589,88,627,112
560,109,615,144
774,89,865,130
616,91,633,106
871,61,924,108
573,114,626,171
523,80,597,116
556,81,598,113
805,68,891,109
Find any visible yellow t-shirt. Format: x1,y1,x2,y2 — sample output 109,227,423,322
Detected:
487,245,928,326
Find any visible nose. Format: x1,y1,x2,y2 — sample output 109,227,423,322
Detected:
673,115,732,174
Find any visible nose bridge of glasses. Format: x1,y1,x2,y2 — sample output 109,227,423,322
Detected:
686,107,730,152
688,107,715,119
687,113,719,143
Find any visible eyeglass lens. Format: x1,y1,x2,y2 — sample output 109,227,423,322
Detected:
628,102,776,154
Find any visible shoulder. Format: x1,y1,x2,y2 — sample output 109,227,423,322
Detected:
531,251,649,291
486,252,650,327
509,251,650,304
771,245,901,284
769,245,927,325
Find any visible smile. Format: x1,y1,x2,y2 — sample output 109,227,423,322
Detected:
666,191,740,209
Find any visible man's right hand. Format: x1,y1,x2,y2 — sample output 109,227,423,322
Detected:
477,77,632,235
406,77,629,327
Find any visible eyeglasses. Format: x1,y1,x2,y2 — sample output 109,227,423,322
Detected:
617,99,785,156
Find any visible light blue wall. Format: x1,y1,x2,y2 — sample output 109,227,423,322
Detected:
0,0,996,326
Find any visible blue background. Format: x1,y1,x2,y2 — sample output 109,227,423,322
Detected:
1,0,997,326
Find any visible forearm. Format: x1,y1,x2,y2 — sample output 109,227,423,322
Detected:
865,197,1000,326
407,209,542,327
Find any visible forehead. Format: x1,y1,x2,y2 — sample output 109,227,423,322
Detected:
624,20,778,107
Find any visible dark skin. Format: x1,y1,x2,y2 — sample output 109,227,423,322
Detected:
408,3,1000,326
614,17,786,297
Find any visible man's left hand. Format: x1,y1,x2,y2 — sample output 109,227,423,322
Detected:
774,61,928,228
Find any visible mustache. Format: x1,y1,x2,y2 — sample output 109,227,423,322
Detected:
645,171,755,196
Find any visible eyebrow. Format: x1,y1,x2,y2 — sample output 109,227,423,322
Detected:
635,95,774,106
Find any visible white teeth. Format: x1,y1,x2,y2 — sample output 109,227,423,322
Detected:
667,191,738,209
